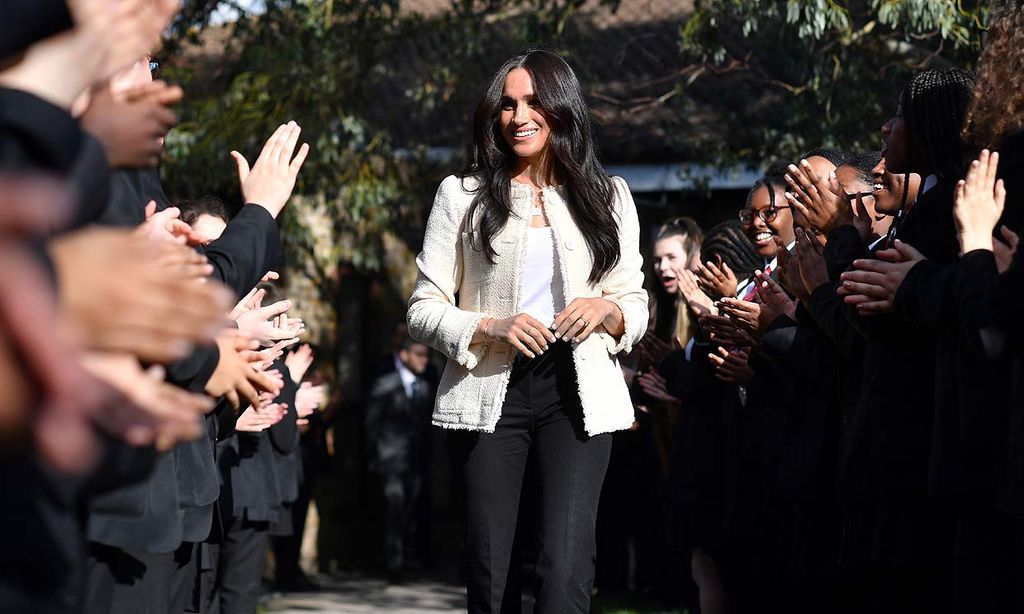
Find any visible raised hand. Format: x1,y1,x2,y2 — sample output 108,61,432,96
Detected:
136,204,202,245
753,270,797,330
49,228,232,363
230,122,310,218
235,401,287,433
773,237,807,301
285,344,315,384
699,314,757,349
695,255,738,300
230,285,266,319
678,269,717,317
717,297,761,336
206,333,285,411
954,149,1006,255
794,227,829,295
838,240,925,315
234,298,303,346
635,334,674,369
636,370,681,405
295,382,324,420
784,159,851,234
708,346,753,384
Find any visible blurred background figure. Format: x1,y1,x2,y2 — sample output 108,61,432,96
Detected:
364,336,437,582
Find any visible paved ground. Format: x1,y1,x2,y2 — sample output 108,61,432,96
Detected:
261,575,465,614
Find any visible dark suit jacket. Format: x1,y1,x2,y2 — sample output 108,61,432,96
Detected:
365,360,435,475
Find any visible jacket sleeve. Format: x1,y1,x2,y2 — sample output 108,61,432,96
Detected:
599,177,649,356
268,363,300,454
407,176,490,370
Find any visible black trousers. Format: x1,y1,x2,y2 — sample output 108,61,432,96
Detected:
215,517,268,614
272,478,313,585
451,341,612,614
83,543,176,614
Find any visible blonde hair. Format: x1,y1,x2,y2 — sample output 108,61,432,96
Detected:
653,217,703,348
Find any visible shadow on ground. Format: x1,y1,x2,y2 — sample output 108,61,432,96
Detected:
262,574,465,613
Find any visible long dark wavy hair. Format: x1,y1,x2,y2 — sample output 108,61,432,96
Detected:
459,49,619,285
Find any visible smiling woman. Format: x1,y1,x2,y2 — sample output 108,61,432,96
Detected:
406,49,648,614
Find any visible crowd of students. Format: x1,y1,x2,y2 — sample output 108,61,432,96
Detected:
622,4,1024,612
0,2,326,613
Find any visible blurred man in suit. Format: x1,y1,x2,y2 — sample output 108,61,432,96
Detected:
365,338,435,582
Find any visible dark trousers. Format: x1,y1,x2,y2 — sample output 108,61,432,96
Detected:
380,468,423,574
83,543,175,614
215,517,268,614
272,479,313,584
452,341,612,614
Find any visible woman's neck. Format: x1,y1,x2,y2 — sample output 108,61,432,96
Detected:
510,152,557,188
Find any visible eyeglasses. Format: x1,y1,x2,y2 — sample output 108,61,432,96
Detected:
738,205,791,225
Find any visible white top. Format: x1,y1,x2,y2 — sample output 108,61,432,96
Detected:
392,352,417,399
518,226,565,327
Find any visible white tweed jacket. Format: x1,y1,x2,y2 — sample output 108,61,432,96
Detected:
406,174,648,436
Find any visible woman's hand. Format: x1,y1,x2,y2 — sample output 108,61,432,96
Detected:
678,269,717,316
954,149,1006,255
552,297,623,343
709,347,753,384
477,313,555,359
637,370,681,405
838,240,925,315
717,297,761,336
695,255,738,300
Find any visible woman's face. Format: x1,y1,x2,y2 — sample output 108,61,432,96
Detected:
871,156,923,216
742,185,794,259
652,236,696,295
499,68,551,163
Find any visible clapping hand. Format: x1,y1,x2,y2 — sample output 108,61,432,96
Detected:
753,271,797,329
717,297,761,336
206,333,284,411
838,240,926,315
285,344,315,384
784,159,851,235
50,228,232,363
709,347,753,384
230,122,310,218
295,382,325,426
678,269,717,316
81,353,213,450
636,335,675,370
235,395,287,433
954,149,1007,255
234,299,304,346
137,203,206,246
773,237,807,302
695,255,738,300
699,314,756,349
793,228,829,296
636,370,682,405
